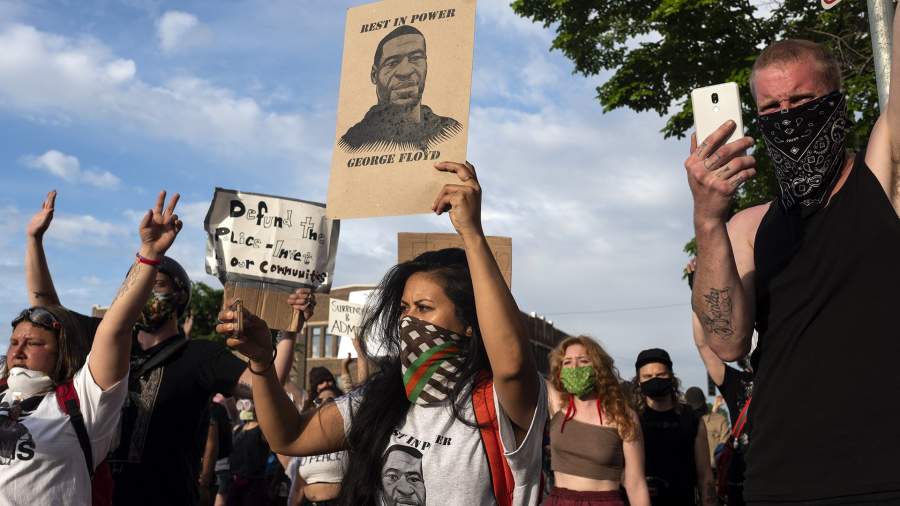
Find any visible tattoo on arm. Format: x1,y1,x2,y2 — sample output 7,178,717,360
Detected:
698,287,734,339
110,263,146,307
32,291,53,301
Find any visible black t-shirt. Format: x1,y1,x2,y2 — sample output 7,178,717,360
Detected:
110,336,246,506
748,152,900,502
210,402,233,459
229,425,271,480
717,366,753,427
640,406,700,505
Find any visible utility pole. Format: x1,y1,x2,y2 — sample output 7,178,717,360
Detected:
868,0,895,111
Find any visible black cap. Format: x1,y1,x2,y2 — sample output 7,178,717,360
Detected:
685,387,706,411
635,348,673,371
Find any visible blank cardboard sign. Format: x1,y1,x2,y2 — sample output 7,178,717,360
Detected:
397,232,511,287
224,282,301,332
327,0,477,219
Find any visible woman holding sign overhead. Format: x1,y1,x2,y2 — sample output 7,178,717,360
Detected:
218,161,546,506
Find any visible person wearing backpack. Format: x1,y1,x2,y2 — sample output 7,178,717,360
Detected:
218,161,547,505
22,191,309,506
689,313,753,505
0,190,183,505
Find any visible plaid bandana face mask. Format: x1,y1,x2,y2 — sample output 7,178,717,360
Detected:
399,316,467,406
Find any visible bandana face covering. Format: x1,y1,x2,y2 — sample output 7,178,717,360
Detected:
136,292,177,332
399,316,467,406
757,91,850,216
559,366,596,397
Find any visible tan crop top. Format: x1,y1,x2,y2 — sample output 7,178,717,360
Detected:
549,411,625,481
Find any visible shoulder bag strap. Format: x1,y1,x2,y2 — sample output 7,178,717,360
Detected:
55,381,94,476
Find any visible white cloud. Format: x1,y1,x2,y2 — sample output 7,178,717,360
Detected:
157,11,209,53
0,23,318,168
22,149,121,189
46,214,129,246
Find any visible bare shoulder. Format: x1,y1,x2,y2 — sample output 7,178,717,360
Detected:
727,202,771,250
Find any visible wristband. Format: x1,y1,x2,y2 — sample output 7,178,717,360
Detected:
248,347,277,375
136,253,162,267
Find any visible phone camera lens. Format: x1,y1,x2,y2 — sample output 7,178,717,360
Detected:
711,93,719,104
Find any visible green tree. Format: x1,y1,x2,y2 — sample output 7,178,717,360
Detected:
182,282,224,342
512,0,879,259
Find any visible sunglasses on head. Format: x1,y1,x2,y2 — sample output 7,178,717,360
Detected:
11,308,61,332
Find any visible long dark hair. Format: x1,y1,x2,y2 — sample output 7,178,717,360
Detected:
338,248,489,505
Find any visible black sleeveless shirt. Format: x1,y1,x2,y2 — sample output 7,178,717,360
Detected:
746,151,900,502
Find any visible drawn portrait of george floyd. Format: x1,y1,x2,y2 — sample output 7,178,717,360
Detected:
339,25,462,154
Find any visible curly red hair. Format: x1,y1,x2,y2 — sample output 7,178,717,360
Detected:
549,335,637,441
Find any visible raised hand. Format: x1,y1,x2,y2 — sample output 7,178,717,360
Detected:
287,287,316,323
139,191,182,258
217,302,273,363
26,190,57,239
432,161,483,239
685,121,757,227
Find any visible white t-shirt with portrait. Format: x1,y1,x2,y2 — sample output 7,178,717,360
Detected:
336,377,547,506
0,358,127,506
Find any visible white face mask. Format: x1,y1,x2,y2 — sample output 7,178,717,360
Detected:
6,367,53,401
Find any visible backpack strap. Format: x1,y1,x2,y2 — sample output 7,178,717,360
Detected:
132,336,189,381
472,373,514,506
56,381,95,476
731,396,752,439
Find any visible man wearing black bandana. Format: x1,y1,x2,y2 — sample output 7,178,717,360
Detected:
685,32,900,505
22,192,314,506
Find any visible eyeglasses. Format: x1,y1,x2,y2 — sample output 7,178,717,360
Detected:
11,308,61,332
313,397,335,408
235,399,253,411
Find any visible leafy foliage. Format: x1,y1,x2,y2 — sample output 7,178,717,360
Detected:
512,0,879,259
182,282,224,342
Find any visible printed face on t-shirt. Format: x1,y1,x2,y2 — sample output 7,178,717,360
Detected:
382,446,426,505
7,322,58,376
399,272,468,337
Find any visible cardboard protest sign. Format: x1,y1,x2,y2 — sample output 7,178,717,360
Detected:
329,299,365,356
205,188,340,330
327,0,477,218
336,289,379,358
398,232,512,287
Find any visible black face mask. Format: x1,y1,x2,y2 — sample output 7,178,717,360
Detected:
640,377,674,399
757,91,850,217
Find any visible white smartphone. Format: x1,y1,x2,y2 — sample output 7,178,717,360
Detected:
691,82,744,145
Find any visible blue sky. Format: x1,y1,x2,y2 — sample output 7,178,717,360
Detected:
0,0,718,394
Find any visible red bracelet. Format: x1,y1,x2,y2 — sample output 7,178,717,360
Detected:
136,253,162,266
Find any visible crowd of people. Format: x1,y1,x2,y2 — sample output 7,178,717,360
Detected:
1,31,898,506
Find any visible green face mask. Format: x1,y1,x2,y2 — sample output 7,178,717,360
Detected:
560,366,596,397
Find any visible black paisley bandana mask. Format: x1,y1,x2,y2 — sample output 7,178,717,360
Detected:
757,91,850,217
